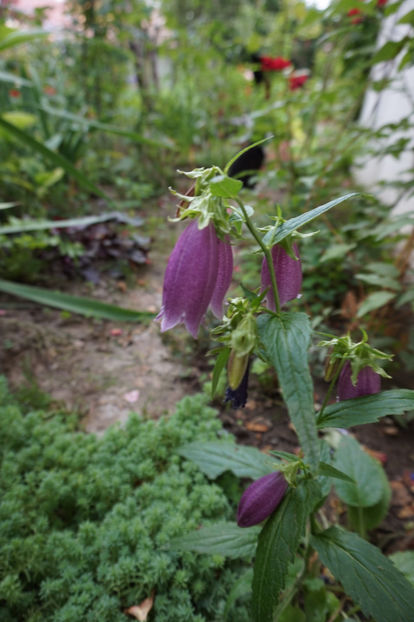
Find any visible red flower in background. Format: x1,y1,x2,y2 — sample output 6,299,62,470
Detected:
347,8,363,23
288,73,309,91
43,85,56,96
9,89,20,98
377,0,387,6
260,56,292,72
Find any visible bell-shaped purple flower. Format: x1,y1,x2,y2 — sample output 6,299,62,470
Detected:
261,243,302,311
337,361,381,401
156,220,233,338
237,471,288,527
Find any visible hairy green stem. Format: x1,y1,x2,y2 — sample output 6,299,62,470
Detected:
318,358,347,420
236,199,281,314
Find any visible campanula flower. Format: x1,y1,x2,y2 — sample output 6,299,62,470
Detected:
261,243,302,311
237,471,288,527
337,361,381,401
260,56,292,72
157,220,233,338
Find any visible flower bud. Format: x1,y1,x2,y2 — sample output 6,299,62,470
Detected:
237,471,288,527
227,351,249,391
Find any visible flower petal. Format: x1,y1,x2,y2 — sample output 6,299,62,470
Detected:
210,236,233,318
237,471,288,527
337,361,381,401
182,222,219,337
261,243,302,310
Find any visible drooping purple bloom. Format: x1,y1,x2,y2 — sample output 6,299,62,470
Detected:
237,470,288,527
156,220,233,338
261,243,302,311
337,361,381,401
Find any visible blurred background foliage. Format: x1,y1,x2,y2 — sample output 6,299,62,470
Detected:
0,0,413,370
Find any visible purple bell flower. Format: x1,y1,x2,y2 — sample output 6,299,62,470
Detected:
237,471,288,527
157,220,233,338
337,361,381,401
261,243,302,311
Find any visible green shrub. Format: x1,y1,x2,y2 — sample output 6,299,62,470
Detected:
0,379,250,621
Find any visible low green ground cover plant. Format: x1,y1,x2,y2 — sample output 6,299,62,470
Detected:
0,379,252,622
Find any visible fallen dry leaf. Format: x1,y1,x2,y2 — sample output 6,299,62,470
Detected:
125,592,154,621
383,425,399,436
246,421,270,433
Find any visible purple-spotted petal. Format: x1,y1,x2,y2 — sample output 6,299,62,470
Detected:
261,243,302,310
337,361,381,401
210,236,233,318
237,471,288,527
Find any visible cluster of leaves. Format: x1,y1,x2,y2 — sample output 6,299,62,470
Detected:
0,380,252,622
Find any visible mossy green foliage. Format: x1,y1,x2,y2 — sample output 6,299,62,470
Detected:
0,378,250,621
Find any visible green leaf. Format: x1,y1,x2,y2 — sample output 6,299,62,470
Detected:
257,312,319,469
399,9,414,24
311,526,414,622
372,39,407,64
318,461,355,484
357,291,396,317
396,288,414,307
0,28,48,52
177,441,274,479
209,175,243,198
223,569,253,620
39,104,169,148
389,551,414,586
0,202,17,210
348,465,391,531
169,522,260,559
334,436,384,508
252,480,320,622
262,194,358,246
224,136,273,174
0,212,144,235
317,389,414,428
0,117,110,201
2,111,37,130
355,273,400,290
320,243,355,263
0,279,154,323
0,70,32,86
211,348,230,397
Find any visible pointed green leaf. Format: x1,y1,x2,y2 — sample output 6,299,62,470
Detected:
209,175,243,198
257,312,319,469
318,462,355,484
252,480,320,622
316,389,414,428
0,28,48,52
211,348,230,397
357,291,395,317
224,136,273,174
178,441,274,479
263,194,358,246
0,212,144,235
0,117,110,200
0,279,154,323
311,526,414,622
334,436,384,507
169,522,260,559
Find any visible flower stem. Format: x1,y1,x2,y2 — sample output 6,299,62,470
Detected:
237,199,281,314
318,358,346,419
